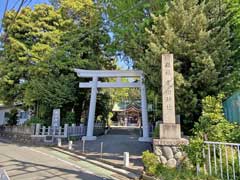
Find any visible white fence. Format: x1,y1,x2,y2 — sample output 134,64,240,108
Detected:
32,124,86,138
67,124,85,137
198,141,240,180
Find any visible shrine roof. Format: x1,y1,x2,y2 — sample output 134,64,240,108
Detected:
112,101,141,112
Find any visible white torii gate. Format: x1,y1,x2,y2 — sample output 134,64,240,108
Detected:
74,69,152,142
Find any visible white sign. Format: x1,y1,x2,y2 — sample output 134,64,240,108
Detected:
52,109,60,127
162,54,176,124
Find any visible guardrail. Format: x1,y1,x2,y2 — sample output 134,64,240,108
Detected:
197,141,240,180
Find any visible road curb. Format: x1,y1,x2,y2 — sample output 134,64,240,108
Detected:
52,147,140,180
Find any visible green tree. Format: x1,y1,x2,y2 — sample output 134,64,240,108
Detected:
222,0,240,95
0,1,115,124
137,0,233,132
0,4,71,103
186,94,235,166
7,108,18,126
101,0,169,64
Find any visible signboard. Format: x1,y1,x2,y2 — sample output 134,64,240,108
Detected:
162,54,176,124
52,109,60,128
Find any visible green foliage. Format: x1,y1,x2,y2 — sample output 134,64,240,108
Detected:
185,94,238,166
142,150,219,179
154,163,219,180
24,74,77,108
62,112,75,124
222,0,240,95
140,0,233,131
0,1,115,124
153,125,159,138
229,124,240,143
7,108,18,126
102,0,169,63
142,150,159,176
193,94,234,142
184,136,204,166
25,116,44,126
102,0,237,132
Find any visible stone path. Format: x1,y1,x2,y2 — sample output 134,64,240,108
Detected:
66,127,152,171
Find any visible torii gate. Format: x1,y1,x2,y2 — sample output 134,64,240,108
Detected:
74,69,152,142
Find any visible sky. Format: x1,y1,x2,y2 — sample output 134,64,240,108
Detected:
0,0,50,22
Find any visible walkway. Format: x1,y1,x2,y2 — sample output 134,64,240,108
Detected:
67,127,152,171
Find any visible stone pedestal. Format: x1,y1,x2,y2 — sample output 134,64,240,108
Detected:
153,138,189,168
159,123,181,139
153,54,189,168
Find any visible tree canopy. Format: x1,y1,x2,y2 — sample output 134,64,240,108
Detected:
0,0,114,124
0,0,240,130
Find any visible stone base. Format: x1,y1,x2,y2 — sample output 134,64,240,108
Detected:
153,138,189,168
138,137,152,142
82,136,97,141
159,123,181,139
154,138,189,146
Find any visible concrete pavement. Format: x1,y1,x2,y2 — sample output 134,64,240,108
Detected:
0,140,131,180
65,127,151,171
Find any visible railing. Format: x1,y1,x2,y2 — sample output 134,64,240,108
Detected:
68,124,85,137
32,124,68,138
198,141,240,180
94,122,105,129
32,124,86,138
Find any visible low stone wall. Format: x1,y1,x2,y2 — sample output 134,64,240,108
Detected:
0,130,33,144
153,139,188,168
0,125,35,144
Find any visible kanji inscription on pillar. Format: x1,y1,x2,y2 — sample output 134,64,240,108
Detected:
162,54,175,124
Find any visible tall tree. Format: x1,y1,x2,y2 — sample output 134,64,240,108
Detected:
222,0,240,94
137,0,233,131
0,0,114,123
101,0,169,64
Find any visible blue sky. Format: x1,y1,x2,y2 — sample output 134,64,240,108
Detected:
0,0,49,22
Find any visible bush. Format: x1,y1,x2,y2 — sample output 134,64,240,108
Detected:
25,116,44,126
7,108,18,125
142,150,159,175
185,94,236,166
63,112,75,124
142,151,219,179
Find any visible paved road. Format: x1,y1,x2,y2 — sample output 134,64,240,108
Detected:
68,127,151,170
0,140,128,180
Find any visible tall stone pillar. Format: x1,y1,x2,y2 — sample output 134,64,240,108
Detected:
159,54,181,139
82,76,98,141
138,76,152,142
153,54,188,168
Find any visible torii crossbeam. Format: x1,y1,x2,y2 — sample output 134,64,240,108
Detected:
74,69,152,142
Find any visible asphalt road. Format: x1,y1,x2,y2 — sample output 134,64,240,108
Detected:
0,140,128,180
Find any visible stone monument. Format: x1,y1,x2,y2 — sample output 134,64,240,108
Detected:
52,109,60,128
153,54,188,168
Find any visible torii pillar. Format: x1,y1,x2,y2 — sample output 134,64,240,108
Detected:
74,69,152,142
